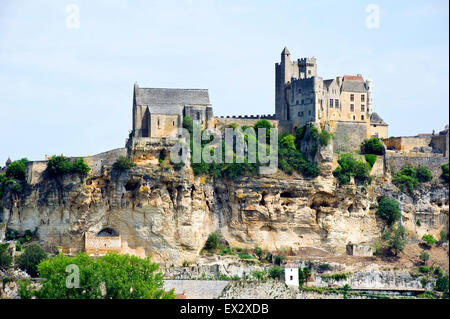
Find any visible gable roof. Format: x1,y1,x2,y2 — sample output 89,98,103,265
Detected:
341,75,367,93
135,86,210,106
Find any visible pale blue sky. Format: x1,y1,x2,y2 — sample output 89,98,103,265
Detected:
0,0,448,163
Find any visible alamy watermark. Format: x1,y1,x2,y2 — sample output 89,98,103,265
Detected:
365,4,380,29
66,4,80,29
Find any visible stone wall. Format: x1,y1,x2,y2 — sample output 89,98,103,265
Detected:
387,152,448,177
84,233,121,255
215,117,279,130
163,280,229,299
330,121,368,153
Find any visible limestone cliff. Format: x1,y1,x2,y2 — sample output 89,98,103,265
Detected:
1,152,448,266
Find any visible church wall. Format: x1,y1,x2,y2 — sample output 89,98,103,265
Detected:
149,114,179,138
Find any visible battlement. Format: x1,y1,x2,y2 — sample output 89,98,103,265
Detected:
216,114,276,119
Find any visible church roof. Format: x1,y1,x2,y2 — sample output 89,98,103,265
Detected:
282,46,290,55
135,87,210,106
370,112,388,125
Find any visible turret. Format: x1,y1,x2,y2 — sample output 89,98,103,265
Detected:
366,78,373,115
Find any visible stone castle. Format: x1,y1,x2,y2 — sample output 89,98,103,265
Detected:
131,47,388,145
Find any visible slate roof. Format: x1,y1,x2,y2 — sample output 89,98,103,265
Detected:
370,112,388,125
136,88,210,106
323,79,335,89
341,80,367,93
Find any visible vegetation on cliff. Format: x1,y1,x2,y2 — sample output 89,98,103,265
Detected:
0,158,28,197
392,165,433,193
441,163,449,182
376,197,401,226
46,155,91,177
18,252,175,299
361,137,384,155
333,153,371,184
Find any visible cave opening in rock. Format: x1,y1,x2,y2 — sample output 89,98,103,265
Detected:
280,191,293,198
125,179,140,192
97,228,119,237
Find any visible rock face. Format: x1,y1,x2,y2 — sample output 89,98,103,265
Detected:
0,156,448,265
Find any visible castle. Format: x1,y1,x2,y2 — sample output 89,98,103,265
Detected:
131,47,388,145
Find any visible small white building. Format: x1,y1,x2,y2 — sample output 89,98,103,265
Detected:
283,262,299,287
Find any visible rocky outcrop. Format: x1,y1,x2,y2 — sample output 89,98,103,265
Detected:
0,153,448,265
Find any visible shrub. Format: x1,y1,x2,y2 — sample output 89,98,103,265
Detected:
251,270,267,281
422,234,436,247
279,134,296,150
416,166,433,183
419,251,429,264
182,116,193,134
5,158,28,180
441,163,449,182
268,266,283,279
112,156,136,171
72,158,91,176
322,273,348,281
254,119,274,143
0,243,12,270
253,246,263,260
295,126,306,149
440,230,448,243
361,138,383,155
309,124,319,140
238,253,254,260
46,155,72,177
204,232,220,251
16,244,47,277
16,241,22,252
318,264,331,271
385,224,406,256
273,255,285,266
333,153,371,184
435,276,449,293
319,129,332,146
19,253,175,299
376,197,401,225
364,154,377,167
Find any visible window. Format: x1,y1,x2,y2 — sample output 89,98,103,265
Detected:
350,94,354,102
197,112,201,120
290,276,293,280
361,115,365,120
308,70,311,75
352,115,356,120
301,99,304,104
308,110,311,116
298,89,301,93
172,121,175,126
350,104,354,112
330,99,333,108
335,99,339,108
361,94,365,102
296,100,299,104
361,104,365,112
157,118,160,128
299,111,304,117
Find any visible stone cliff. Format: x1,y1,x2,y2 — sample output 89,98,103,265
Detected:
1,153,448,265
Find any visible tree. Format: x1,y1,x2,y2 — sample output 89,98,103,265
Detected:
182,116,193,134
441,163,449,182
376,197,402,225
419,251,429,265
361,138,383,155
416,166,433,183
279,134,296,150
386,224,406,256
5,158,28,180
204,232,220,251
47,155,72,177
19,253,175,299
254,119,273,144
16,244,47,277
319,129,332,146
253,246,263,260
72,158,91,176
112,156,136,170
422,234,436,247
0,243,12,270
268,266,283,279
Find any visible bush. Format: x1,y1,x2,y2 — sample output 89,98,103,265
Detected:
268,266,283,279
238,253,254,260
419,251,429,264
364,154,377,167
182,116,193,134
361,138,383,155
0,243,12,270
16,244,47,277
333,153,371,184
295,126,306,149
253,246,263,260
319,129,332,146
46,155,72,177
422,234,436,247
309,124,319,140
435,276,449,293
416,166,433,183
251,270,267,281
204,232,220,251
385,224,406,256
19,252,175,299
441,163,449,182
273,255,285,265
254,119,273,143
393,166,432,193
5,158,28,180
112,156,136,171
376,197,401,225
72,158,91,176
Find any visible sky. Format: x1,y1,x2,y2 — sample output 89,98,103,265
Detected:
0,0,448,163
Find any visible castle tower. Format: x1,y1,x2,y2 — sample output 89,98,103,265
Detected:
275,47,298,121
298,57,317,79
366,78,373,115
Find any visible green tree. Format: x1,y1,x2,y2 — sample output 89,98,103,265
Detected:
47,155,72,177
376,197,402,225
319,129,332,146
295,126,306,149
268,266,283,279
19,253,175,299
112,156,136,170
385,224,406,256
16,244,48,277
279,134,296,150
416,166,433,183
204,232,220,251
441,163,449,182
5,158,28,180
361,138,384,155
254,119,273,143
182,116,193,134
422,234,436,247
72,158,91,176
419,251,429,265
0,243,12,270
364,154,377,167
253,246,263,260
